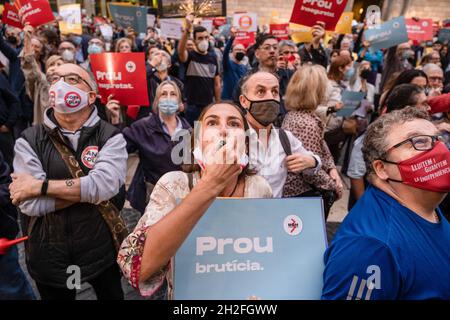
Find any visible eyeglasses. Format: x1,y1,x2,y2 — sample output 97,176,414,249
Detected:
385,135,443,154
260,44,278,51
48,73,93,90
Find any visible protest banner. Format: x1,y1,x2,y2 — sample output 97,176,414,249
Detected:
290,23,313,43
90,52,149,106
336,90,366,117
108,3,147,35
59,4,82,35
213,17,227,27
1,3,23,29
99,24,114,40
159,19,184,40
334,12,353,34
147,14,156,28
14,0,54,28
270,23,289,40
364,16,409,51
174,198,327,300
405,18,433,42
200,19,214,33
290,0,348,31
218,23,231,38
438,28,450,43
233,12,258,33
234,31,256,48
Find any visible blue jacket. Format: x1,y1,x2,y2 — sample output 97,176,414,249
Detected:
123,114,191,214
221,36,249,100
358,48,383,72
0,72,20,130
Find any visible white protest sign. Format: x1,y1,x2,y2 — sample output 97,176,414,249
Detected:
160,19,184,40
233,12,258,32
147,14,156,28
200,19,213,33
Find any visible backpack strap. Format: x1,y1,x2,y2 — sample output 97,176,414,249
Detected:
278,128,292,156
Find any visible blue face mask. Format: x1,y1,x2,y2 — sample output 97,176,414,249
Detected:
344,68,355,80
158,99,179,115
88,44,103,55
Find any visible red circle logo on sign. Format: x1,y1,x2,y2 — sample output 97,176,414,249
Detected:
239,15,252,30
64,91,82,108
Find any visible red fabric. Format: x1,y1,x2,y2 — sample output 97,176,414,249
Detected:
428,93,450,114
127,105,140,120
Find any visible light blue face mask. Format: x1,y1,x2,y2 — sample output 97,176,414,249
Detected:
344,67,355,81
158,99,179,115
88,44,103,55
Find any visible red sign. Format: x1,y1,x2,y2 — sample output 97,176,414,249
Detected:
289,0,348,31
270,23,289,40
213,17,227,27
1,3,24,29
405,18,433,42
14,0,55,28
234,31,256,48
90,52,150,106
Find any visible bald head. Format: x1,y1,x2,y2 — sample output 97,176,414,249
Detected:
241,71,279,97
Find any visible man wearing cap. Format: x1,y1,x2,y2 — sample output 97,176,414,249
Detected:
9,63,127,300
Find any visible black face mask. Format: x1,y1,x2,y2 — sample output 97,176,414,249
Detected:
244,96,280,127
7,36,18,46
235,52,245,61
360,69,371,80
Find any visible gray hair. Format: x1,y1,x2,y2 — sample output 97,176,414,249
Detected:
362,106,431,176
278,40,297,52
422,63,443,75
159,50,172,64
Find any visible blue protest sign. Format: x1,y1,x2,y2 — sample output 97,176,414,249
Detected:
108,4,147,34
438,28,450,43
174,198,327,300
365,16,409,51
336,90,366,117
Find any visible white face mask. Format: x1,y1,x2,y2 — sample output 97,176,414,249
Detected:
197,40,209,53
62,49,75,62
49,80,90,114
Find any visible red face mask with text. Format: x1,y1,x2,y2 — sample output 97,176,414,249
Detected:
386,142,450,193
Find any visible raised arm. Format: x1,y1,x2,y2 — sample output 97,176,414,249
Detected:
178,14,194,63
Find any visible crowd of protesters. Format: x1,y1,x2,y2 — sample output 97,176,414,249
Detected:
0,9,449,301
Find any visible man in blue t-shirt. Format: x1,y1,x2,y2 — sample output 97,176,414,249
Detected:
322,107,450,300
178,14,221,126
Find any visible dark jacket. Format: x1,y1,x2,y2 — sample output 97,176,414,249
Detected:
124,114,191,214
20,117,126,287
299,44,328,69
0,151,18,240
0,35,33,123
221,36,249,100
0,72,20,130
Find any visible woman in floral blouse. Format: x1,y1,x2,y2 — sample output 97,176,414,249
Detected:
117,101,272,299
282,65,344,219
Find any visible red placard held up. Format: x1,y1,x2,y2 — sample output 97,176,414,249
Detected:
14,0,55,28
234,31,256,48
289,0,348,31
270,24,290,40
405,18,433,42
1,3,24,29
90,52,150,106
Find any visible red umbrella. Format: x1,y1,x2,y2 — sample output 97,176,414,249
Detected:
0,236,28,255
